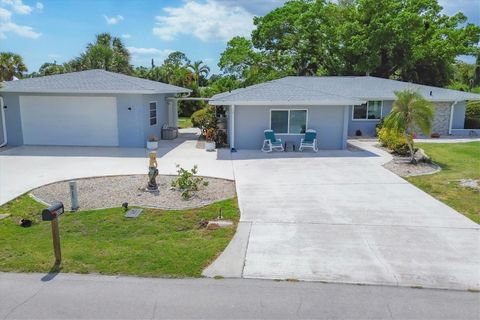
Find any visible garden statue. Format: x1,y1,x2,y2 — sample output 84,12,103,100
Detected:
147,151,159,191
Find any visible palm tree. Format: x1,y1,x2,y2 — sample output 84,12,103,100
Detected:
384,90,434,164
188,60,210,85
81,33,132,74
0,52,27,81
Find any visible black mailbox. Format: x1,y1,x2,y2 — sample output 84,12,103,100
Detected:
42,202,64,221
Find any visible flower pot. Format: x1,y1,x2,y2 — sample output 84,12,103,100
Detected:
147,141,158,149
205,141,216,151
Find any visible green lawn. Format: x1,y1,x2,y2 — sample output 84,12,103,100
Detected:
407,142,480,224
178,117,193,128
0,195,239,277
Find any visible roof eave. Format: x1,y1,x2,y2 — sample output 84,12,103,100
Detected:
0,89,192,94
209,99,366,106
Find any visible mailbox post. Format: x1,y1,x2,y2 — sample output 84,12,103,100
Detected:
42,202,64,265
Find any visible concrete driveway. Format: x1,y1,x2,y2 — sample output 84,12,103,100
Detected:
0,129,233,205
204,147,480,290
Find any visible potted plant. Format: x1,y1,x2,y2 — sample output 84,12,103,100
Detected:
147,135,159,149
204,128,216,151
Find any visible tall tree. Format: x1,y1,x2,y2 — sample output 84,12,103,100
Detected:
38,62,66,76
0,52,27,81
188,60,210,86
219,0,480,87
219,36,291,85
474,52,480,87
78,33,133,74
383,90,434,164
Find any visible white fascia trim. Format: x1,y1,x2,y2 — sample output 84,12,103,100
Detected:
0,89,191,94
209,100,366,106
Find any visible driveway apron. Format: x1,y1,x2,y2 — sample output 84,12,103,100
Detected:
221,151,479,290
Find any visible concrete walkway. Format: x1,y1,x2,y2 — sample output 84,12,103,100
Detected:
204,146,480,290
0,128,233,205
1,273,478,319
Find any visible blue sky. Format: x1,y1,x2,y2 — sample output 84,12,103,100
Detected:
0,0,479,75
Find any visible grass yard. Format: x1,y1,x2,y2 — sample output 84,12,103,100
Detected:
178,116,193,128
0,195,239,277
407,142,480,224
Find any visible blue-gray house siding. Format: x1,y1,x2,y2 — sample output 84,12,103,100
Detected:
0,92,173,147
347,101,393,136
233,105,348,150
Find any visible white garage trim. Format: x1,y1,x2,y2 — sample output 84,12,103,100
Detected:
20,96,118,146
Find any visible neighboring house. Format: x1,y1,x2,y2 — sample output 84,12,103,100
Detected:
0,69,190,147
210,76,480,150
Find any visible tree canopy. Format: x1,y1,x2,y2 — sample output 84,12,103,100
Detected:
0,52,27,81
219,0,480,87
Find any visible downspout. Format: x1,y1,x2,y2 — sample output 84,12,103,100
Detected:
0,96,7,147
448,101,458,135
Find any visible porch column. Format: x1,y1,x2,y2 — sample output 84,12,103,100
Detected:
172,99,179,128
230,105,235,149
448,101,457,135
341,105,349,149
167,98,178,128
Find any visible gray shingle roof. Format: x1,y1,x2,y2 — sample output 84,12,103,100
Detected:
0,69,191,94
210,76,480,105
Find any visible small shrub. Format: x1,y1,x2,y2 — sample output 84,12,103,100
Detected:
205,128,216,142
191,106,216,133
465,101,480,129
171,165,209,200
148,134,158,142
216,130,228,147
377,127,410,155
375,117,385,131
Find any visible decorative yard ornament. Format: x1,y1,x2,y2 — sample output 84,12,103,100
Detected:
147,151,159,191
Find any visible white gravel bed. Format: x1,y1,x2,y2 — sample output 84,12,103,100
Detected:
31,175,236,210
383,157,440,177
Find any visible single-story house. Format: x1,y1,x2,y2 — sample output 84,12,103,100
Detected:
209,76,480,150
0,69,190,147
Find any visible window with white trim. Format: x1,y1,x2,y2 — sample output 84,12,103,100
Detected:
149,102,157,126
353,101,382,120
270,109,307,134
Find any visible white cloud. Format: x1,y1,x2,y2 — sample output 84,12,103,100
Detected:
103,14,124,25
0,21,41,38
35,2,43,11
121,33,131,39
215,0,287,15
127,46,173,66
127,46,172,56
153,0,254,42
1,0,33,14
0,1,41,39
0,7,11,20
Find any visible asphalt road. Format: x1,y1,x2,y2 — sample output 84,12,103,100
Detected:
1,273,478,319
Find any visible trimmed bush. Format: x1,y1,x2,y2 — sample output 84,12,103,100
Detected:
377,127,410,155
465,101,480,129
191,106,216,133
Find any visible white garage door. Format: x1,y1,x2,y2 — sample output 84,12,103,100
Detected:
20,96,118,146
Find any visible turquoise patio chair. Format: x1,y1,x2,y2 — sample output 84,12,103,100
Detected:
299,129,318,152
262,129,284,152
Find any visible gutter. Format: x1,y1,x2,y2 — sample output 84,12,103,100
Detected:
0,96,6,147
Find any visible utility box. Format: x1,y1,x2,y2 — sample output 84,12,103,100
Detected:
162,126,178,140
